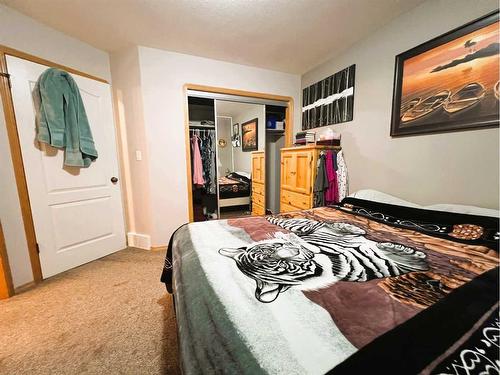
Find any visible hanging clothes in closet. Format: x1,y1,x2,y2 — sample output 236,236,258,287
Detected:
191,133,205,186
313,149,349,207
190,128,216,193
324,150,339,205
313,153,328,207
190,127,218,220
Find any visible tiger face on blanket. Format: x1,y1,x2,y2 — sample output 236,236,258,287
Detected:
219,217,429,303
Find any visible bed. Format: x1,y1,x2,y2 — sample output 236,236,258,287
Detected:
218,172,251,208
161,191,499,374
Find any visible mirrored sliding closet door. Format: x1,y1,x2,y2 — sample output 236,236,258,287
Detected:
186,89,289,221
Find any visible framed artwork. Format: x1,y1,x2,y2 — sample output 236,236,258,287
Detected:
391,11,499,137
302,64,355,130
231,122,241,147
241,118,258,152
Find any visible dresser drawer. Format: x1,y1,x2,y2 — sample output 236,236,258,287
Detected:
281,189,311,210
252,192,265,207
252,202,265,216
252,182,264,196
280,202,299,213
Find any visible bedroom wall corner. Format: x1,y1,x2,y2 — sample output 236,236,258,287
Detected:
0,4,114,287
0,4,111,81
300,0,500,209
137,47,301,245
110,46,154,249
126,232,151,250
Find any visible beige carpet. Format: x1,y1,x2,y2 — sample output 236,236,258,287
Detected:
0,248,180,375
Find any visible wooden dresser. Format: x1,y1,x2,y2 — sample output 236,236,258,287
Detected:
280,145,340,213
251,151,265,215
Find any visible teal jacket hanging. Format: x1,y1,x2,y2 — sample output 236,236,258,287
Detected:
35,68,98,167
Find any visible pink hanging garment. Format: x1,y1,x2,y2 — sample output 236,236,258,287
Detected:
191,135,205,186
324,150,339,205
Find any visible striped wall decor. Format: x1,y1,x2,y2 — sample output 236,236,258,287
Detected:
302,64,355,130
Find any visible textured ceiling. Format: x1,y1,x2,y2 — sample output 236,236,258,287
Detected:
2,0,425,74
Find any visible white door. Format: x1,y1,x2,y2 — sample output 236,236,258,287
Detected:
7,56,126,278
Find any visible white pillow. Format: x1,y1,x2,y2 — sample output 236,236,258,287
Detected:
349,189,421,208
234,171,251,179
349,189,499,218
426,204,499,218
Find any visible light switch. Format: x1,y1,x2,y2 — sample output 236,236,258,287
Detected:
135,150,142,161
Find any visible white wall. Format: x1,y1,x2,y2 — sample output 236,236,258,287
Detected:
0,4,113,286
302,0,499,209
137,47,301,245
0,5,111,81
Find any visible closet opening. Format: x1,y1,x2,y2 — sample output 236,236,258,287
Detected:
265,105,286,215
187,96,218,222
184,85,294,222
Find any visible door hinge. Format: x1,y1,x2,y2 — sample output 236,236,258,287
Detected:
35,243,40,254
0,72,11,88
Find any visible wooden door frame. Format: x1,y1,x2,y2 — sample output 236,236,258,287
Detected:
0,221,14,299
183,83,294,222
0,45,109,293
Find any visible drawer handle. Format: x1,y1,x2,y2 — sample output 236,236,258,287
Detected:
290,171,296,175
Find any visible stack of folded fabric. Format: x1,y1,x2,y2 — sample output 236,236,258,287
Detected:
294,131,315,145
316,131,341,146
316,138,341,146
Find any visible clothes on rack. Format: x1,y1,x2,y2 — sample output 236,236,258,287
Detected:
313,149,348,207
190,127,218,221
191,134,205,185
313,153,328,207
337,150,349,201
200,130,216,194
189,120,215,127
324,150,339,205
189,128,217,194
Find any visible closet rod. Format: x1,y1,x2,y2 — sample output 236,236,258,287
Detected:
189,128,215,132
189,126,215,130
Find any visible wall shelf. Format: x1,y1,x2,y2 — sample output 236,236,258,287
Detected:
266,129,285,134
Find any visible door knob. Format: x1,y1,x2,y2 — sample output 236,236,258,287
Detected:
111,177,118,183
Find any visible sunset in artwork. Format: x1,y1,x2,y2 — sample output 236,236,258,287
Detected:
398,20,499,128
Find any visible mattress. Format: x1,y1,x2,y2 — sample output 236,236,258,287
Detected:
218,173,250,199
350,189,499,217
161,197,499,374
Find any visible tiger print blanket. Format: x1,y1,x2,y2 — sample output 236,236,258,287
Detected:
161,198,499,374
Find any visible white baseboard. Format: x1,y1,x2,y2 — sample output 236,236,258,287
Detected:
127,232,151,250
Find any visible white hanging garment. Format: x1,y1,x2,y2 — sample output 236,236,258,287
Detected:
336,150,349,201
